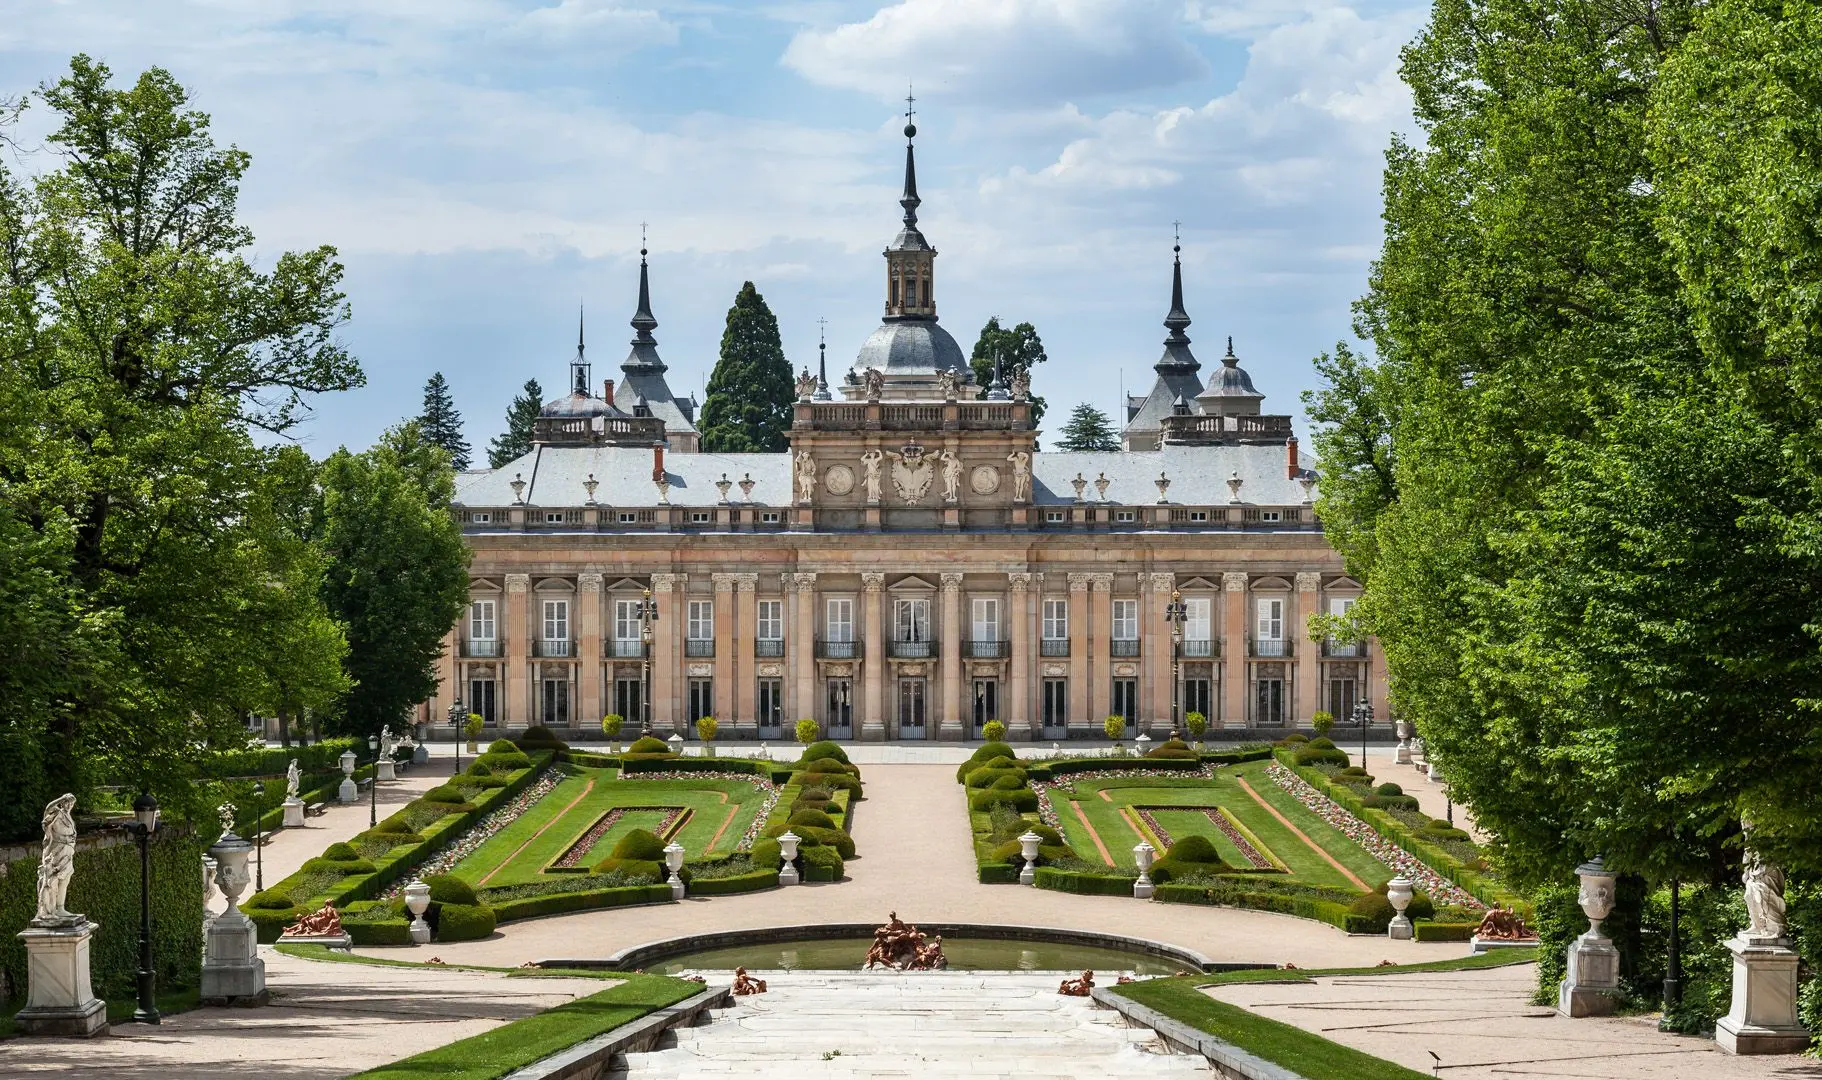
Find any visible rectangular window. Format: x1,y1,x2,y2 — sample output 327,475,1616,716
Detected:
826,598,853,642
691,511,711,523
614,678,642,725
469,600,496,642
1255,678,1285,726
757,599,783,640
615,599,641,644
1184,678,1212,722
760,511,781,523
688,679,714,722
826,678,853,731
688,600,714,641
471,511,492,524
1188,510,1208,522
468,678,496,724
1112,679,1137,722
1260,510,1282,523
1115,510,1137,523
541,678,570,726
971,597,999,642
1042,598,1068,640
1046,510,1066,523
972,678,998,732
1330,595,1355,618
1328,678,1358,724
1112,599,1138,641
619,512,637,523
1042,679,1068,728
1185,597,1211,641
542,599,568,643
758,679,783,730
894,597,930,642
545,511,566,524
1256,596,1284,641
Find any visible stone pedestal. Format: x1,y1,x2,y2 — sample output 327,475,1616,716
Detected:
1558,933,1620,1017
202,911,270,1002
376,758,397,782
779,862,800,887
338,750,357,803
282,798,306,829
1394,721,1413,765
412,744,429,765
13,921,108,1037
1716,936,1810,1054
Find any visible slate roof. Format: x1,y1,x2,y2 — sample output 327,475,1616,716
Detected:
851,319,970,378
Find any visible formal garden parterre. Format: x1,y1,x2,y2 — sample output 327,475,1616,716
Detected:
248,728,863,946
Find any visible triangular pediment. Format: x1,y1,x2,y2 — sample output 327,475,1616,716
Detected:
889,575,937,591
468,578,502,593
1177,576,1219,591
1328,576,1363,592
607,577,648,593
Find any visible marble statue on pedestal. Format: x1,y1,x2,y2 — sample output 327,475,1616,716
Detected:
15,794,107,1037
1718,833,1809,1054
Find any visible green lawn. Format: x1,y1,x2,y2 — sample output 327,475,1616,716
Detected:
343,972,704,1080
451,767,772,887
1051,768,1389,892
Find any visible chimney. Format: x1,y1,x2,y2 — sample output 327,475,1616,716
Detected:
651,442,665,484
1286,435,1299,479
603,378,615,405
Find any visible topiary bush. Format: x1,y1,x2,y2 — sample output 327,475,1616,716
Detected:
955,741,1016,782
475,749,533,772
487,738,518,753
421,785,469,804
1294,745,1351,767
1363,793,1421,811
247,889,297,911
1150,833,1230,884
1308,737,1336,750
466,760,494,777
796,772,861,795
436,903,497,941
1348,890,1396,932
513,724,570,751
802,757,859,776
982,720,1007,742
787,808,836,830
1146,736,1199,760
323,842,360,861
799,740,850,765
795,719,820,745
965,764,1025,789
424,874,478,906
800,844,844,881
609,828,666,862
968,788,1038,813
626,735,671,755
1375,782,1403,796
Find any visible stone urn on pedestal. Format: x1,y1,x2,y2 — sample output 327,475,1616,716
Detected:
1133,841,1157,900
1394,720,1413,765
664,841,687,900
778,831,802,886
1558,857,1620,1017
1018,831,1042,886
1386,875,1415,940
337,749,357,803
203,830,269,1005
1716,842,1811,1054
404,880,433,944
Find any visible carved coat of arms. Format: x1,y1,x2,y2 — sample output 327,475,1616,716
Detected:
888,444,935,504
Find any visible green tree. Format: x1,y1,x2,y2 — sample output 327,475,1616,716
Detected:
317,423,471,740
419,372,471,470
487,378,542,468
1055,403,1118,452
0,56,361,830
699,281,793,452
1301,342,1397,580
969,316,1048,425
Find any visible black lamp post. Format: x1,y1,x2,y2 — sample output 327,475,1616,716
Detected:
1164,589,1187,734
1661,879,1683,1026
129,791,160,1024
638,587,659,738
368,733,380,827
1353,700,1374,768
252,780,265,893
448,696,465,775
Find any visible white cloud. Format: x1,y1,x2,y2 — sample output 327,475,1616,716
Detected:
782,0,1208,104
506,0,679,48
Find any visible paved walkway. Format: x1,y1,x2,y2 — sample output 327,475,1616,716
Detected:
379,764,1473,970
1205,963,1821,1078
0,947,608,1079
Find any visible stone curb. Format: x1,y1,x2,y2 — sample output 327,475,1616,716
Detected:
500,984,731,1080
1091,987,1306,1080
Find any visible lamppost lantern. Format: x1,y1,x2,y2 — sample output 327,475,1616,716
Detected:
251,781,265,893
367,733,381,828
1163,587,1187,736
129,791,161,1024
639,587,658,739
448,696,464,774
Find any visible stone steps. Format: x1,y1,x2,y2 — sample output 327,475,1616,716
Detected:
611,973,1211,1079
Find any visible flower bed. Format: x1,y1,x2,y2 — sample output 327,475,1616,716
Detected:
1032,766,1215,833
380,770,564,898
1136,806,1274,870
620,769,781,853
549,805,688,870
1265,762,1484,911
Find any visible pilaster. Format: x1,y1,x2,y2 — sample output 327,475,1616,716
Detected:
735,573,759,731
1295,572,1320,725
711,573,736,732
504,574,530,728
578,572,604,731
651,573,682,731
940,573,964,739
1008,573,1033,739
1222,571,1248,728
1144,573,1174,733
791,573,817,725
1088,573,1114,731
862,573,886,740
1067,573,1090,733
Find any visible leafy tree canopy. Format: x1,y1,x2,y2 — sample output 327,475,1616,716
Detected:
699,281,793,452
969,316,1048,425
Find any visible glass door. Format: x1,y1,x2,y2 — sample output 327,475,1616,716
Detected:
825,678,853,736
898,678,927,739
972,678,998,735
468,677,496,725
757,679,783,736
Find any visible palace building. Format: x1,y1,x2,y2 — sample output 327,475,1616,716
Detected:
434,118,1380,743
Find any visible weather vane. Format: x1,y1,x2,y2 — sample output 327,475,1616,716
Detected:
905,83,916,124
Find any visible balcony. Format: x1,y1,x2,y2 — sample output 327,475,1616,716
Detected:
755,639,785,658
817,639,862,660
533,639,575,658
889,639,936,659
1322,640,1366,658
1040,639,1070,658
606,639,648,658
460,638,502,658
685,639,715,658
1249,638,1290,658
1180,639,1217,658
966,640,1010,659
1110,639,1141,658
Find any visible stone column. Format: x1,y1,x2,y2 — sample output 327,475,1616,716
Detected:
1295,572,1321,726
436,624,459,741
1089,573,1114,732
504,574,530,728
862,572,886,740
1144,573,1174,733
1067,574,1090,733
711,574,736,733
651,573,682,732
735,574,759,733
578,573,604,733
1008,573,1033,739
791,573,817,725
940,573,964,739
1222,572,1249,728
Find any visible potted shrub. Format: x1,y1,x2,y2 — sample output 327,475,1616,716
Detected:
982,719,1006,743
601,713,624,752
464,713,484,752
1184,710,1207,747
1103,714,1126,753
696,715,718,757
1312,710,1335,738
795,718,819,746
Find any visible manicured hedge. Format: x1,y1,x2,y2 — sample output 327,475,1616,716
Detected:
1033,867,1138,896
616,756,776,777
978,861,1021,884
1025,756,1204,782
437,902,497,941
800,845,844,881
1414,921,1480,942
967,788,1038,812
1155,882,1367,932
203,737,361,779
687,869,780,895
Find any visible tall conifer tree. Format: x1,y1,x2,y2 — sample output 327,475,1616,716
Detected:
418,372,470,469
1055,403,1119,451
699,281,793,452
487,378,543,467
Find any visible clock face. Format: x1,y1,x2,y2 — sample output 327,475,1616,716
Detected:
825,464,856,495
970,465,1001,495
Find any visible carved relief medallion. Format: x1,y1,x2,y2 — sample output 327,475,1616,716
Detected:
969,464,1001,495
1114,663,1138,677
758,664,783,678
1042,663,1068,677
687,663,713,677
825,464,856,496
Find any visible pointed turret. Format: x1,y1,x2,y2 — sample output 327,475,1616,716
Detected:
1155,241,1199,373
1121,234,1208,450
624,245,664,372
614,241,701,450
570,304,590,395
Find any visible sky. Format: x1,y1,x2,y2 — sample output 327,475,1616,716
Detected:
0,0,1427,457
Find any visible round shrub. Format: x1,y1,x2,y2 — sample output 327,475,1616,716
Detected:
762,822,820,845
436,903,497,941
466,760,494,777
374,815,418,835
1276,733,1310,746
460,774,509,790
1294,746,1351,767
798,772,862,795
1308,737,1337,750
1375,782,1403,796
303,855,376,875
1337,766,1370,779
982,720,1007,742
591,857,662,880
487,738,519,754
476,749,533,772
800,826,856,859
788,808,836,830
968,788,1038,813
610,828,666,862
1421,821,1472,843
1349,890,1396,932
985,772,1028,791
626,735,671,755
424,874,479,906
799,740,851,765
422,785,468,804
324,842,359,861
1363,794,1421,811
790,796,832,815
1164,834,1221,864
803,757,859,776
800,844,844,881
749,836,782,867
247,889,296,910
965,763,1024,788
513,724,570,751
955,741,1016,782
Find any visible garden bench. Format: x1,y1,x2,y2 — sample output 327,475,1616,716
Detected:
305,802,327,817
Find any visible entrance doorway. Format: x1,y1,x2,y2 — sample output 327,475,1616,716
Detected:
825,678,853,737
972,678,998,735
898,678,927,739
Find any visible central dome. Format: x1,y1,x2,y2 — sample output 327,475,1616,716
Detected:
851,320,968,378
540,391,621,419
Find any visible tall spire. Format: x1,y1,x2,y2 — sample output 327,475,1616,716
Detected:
900,86,921,230
814,316,832,401
624,233,668,374
1155,225,1200,374
571,302,590,394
